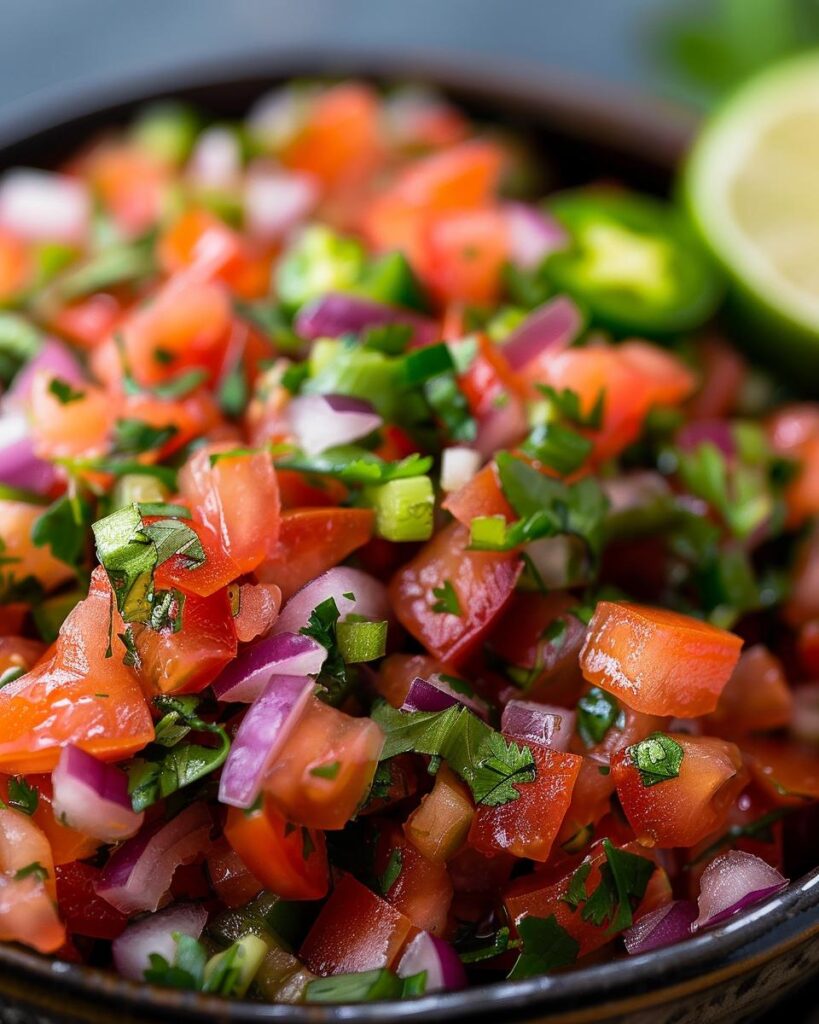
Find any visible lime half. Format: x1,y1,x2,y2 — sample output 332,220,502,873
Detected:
684,52,819,381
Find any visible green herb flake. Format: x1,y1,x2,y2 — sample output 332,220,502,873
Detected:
507,914,580,980
576,687,621,748
378,848,404,895
310,761,341,780
628,733,685,787
47,378,85,405
7,776,39,816
431,579,461,616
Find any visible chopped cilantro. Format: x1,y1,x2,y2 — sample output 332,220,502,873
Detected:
306,967,426,1003
13,861,49,882
464,732,536,806
507,914,580,980
7,776,39,816
378,848,403,894
431,579,461,616
47,378,85,404
580,840,654,933
277,446,432,486
113,418,178,455
537,384,605,430
628,733,685,787
576,687,621,748
31,494,91,570
310,761,341,780
521,422,593,476
563,861,592,909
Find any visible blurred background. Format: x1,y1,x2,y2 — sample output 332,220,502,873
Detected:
2,0,819,1020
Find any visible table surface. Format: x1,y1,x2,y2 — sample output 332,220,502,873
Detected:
0,0,816,1019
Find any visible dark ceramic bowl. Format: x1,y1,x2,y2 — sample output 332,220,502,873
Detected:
1,50,818,1024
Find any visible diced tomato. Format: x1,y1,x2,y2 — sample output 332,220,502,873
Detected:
705,645,792,735
404,764,474,862
612,734,746,848
130,586,237,694
504,839,657,958
783,526,819,627
487,591,588,705
281,83,383,190
232,582,281,643
1,774,100,866
468,740,581,862
206,838,264,908
179,444,280,578
0,568,154,773
275,469,346,509
420,208,508,305
224,801,328,901
389,521,522,666
120,389,224,461
87,143,170,236
153,516,242,599
741,738,819,804
29,371,113,460
376,653,446,709
686,337,746,420
374,823,452,935
257,507,374,601
580,601,742,717
300,872,415,975
48,293,124,349
264,697,384,830
0,806,65,953
118,275,232,388
0,500,75,595
557,757,616,850
55,860,128,939
0,637,44,676
0,229,30,301
457,335,523,422
442,463,516,526
0,804,56,895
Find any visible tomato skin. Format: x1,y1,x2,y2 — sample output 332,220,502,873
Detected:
233,582,281,643
275,469,346,510
131,586,237,694
180,445,280,577
580,601,742,717
376,653,447,709
257,508,375,601
612,734,746,848
55,860,128,939
741,738,819,804
420,208,508,305
705,645,792,735
0,568,154,773
468,739,581,862
0,807,65,953
225,801,328,901
0,229,29,300
0,501,74,595
153,516,242,599
299,872,415,975
48,293,123,349
389,522,522,666
0,774,99,866
120,389,224,461
30,372,112,460
87,143,169,235
404,764,474,863
374,823,453,936
442,462,515,526
264,697,384,830
206,838,264,908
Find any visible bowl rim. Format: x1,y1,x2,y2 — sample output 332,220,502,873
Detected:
0,48,816,1022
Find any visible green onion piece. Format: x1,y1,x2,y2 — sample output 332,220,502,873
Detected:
336,619,388,663
112,472,171,510
365,476,434,541
131,101,200,165
276,225,365,310
203,934,268,998
306,968,425,1003
470,514,508,549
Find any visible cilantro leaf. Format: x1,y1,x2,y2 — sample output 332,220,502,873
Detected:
7,776,39,816
580,840,654,933
306,967,426,1003
278,446,432,485
300,596,348,697
378,848,403,895
113,418,178,455
31,495,91,570
462,732,536,806
537,385,605,430
47,378,85,405
457,926,512,964
431,579,461,615
563,861,592,910
507,914,579,980
13,860,49,882
576,687,621,748
144,934,207,991
628,733,685,787
521,422,593,476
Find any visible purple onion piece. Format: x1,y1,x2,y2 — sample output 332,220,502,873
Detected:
503,295,582,371
675,420,736,460
502,201,567,270
212,631,326,703
623,900,697,955
51,744,144,842
112,903,208,981
501,699,575,752
0,416,57,493
218,674,313,809
396,931,467,993
693,850,788,930
273,567,390,637
402,675,489,721
8,338,84,406
288,393,382,456
294,292,438,349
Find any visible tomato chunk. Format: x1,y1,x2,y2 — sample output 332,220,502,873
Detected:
612,734,746,848
389,522,522,666
55,861,128,939
705,645,792,735
580,601,742,717
300,872,415,975
374,824,453,936
741,738,819,804
0,500,75,594
225,801,328,901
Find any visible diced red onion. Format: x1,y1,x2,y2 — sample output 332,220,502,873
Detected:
440,446,481,493
8,338,84,407
675,420,736,459
0,170,90,245
401,675,488,721
96,803,212,914
212,631,326,703
273,567,390,637
502,202,567,270
0,412,57,493
396,931,466,993
503,295,582,372
693,851,788,930
244,164,318,240
474,394,528,459
288,393,382,456
792,684,819,743
218,674,313,809
623,900,697,955
294,292,438,349
112,903,208,981
501,700,575,752
187,127,241,190
52,744,144,842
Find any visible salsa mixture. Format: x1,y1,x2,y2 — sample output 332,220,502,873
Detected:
0,79,817,1004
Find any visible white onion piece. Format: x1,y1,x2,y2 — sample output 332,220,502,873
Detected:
623,901,697,955
273,567,390,637
112,903,208,981
0,170,90,244
96,803,212,914
501,700,574,752
440,446,481,493
244,164,318,240
187,127,241,190
218,674,313,809
791,684,819,744
288,393,381,456
502,201,567,269
693,850,788,930
52,744,144,842
396,931,466,993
